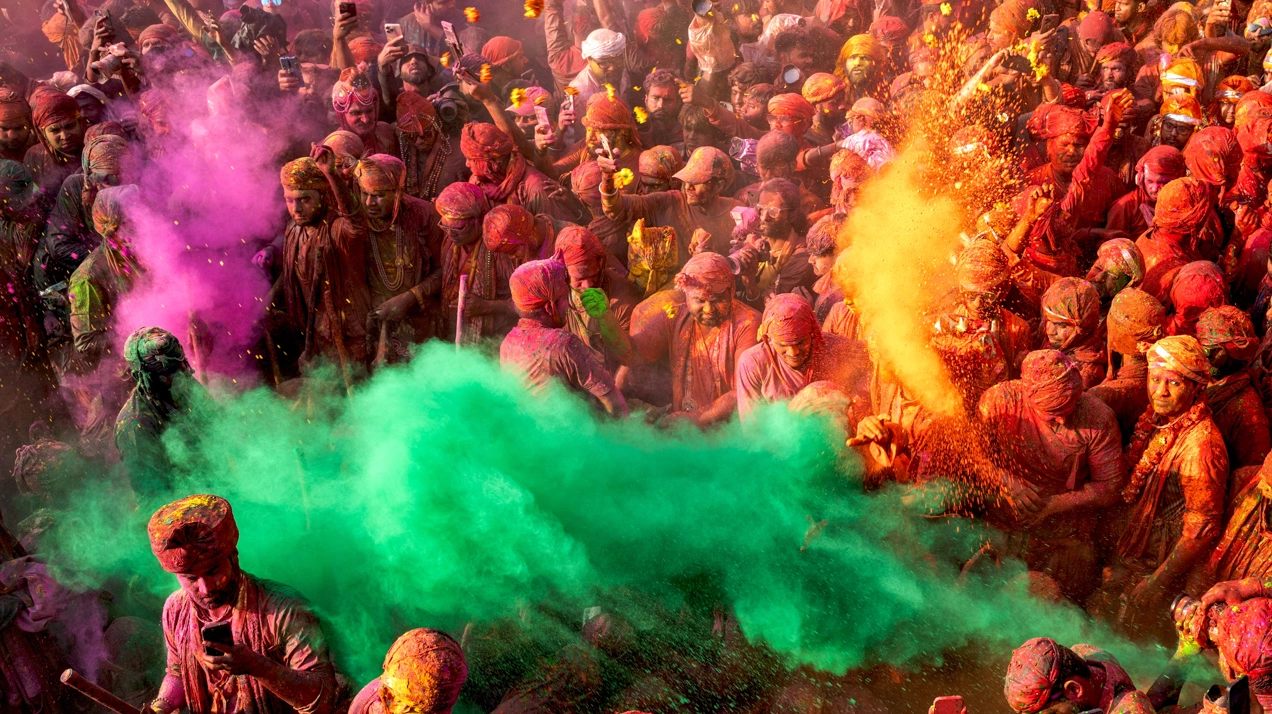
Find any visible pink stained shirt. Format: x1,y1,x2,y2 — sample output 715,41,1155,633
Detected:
734,332,867,421
500,319,617,407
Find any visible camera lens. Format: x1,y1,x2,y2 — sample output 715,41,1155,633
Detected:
438,102,458,123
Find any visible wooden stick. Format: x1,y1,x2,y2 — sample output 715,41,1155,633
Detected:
61,670,141,714
454,274,468,350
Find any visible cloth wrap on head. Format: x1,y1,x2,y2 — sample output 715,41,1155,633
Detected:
355,154,406,192
138,24,180,47
280,157,328,192
435,182,490,221
148,494,239,574
556,225,606,268
1004,638,1087,713
1137,145,1187,180
582,94,642,149
957,239,1009,293
380,628,468,712
483,204,535,254
1147,334,1212,383
1162,94,1202,124
1041,278,1100,348
840,34,884,65
396,92,438,135
481,37,523,68
638,146,682,181
93,184,139,239
0,160,35,205
1211,599,1272,702
82,134,129,176
322,130,365,159
675,251,735,293
1094,238,1145,286
124,326,190,392
348,36,382,65
802,73,845,104
1196,305,1258,362
759,293,822,347
1079,11,1116,44
1153,177,1210,232
1031,106,1097,141
1022,349,1084,418
509,258,569,317
1107,288,1164,354
1169,261,1226,317
1183,126,1241,188
1094,42,1137,73
0,88,29,124
332,67,378,115
768,93,815,123
460,123,514,161
581,28,626,60
30,89,79,130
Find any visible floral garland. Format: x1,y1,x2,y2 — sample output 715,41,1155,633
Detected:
1121,401,1211,504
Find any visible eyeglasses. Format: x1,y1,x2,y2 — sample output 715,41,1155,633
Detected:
756,205,788,218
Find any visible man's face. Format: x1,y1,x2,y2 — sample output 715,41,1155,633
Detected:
809,253,834,277
1114,0,1140,23
513,113,537,136
1148,367,1201,418
832,176,860,211
780,46,816,75
730,81,750,109
141,37,171,55
686,286,732,327
588,55,625,86
639,176,670,194
466,156,507,183
817,96,847,124
175,557,241,611
682,125,719,155
771,334,812,369
683,179,718,207
757,191,792,238
0,118,31,154
441,214,480,246
401,55,431,85
1100,60,1129,90
1160,118,1194,150
1081,37,1103,55
1044,319,1079,350
1142,166,1173,201
1085,262,1132,299
757,160,793,181
343,104,378,136
284,188,324,225
589,128,627,155
75,96,105,126
962,288,1002,319
43,117,84,156
741,95,767,127
361,187,399,221
645,84,681,120
845,53,875,85
566,254,605,289
379,679,448,714
1220,101,1237,126
1049,133,1088,174
767,113,808,140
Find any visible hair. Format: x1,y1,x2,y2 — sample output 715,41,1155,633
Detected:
758,177,807,233
645,68,680,92
292,29,332,64
746,83,778,107
1048,646,1094,700
756,130,799,169
806,215,844,257
773,26,815,60
1156,6,1200,47
120,5,161,30
679,104,722,138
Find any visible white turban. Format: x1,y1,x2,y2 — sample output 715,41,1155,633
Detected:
581,28,626,60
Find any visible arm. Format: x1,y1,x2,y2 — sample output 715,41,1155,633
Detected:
69,273,109,357
159,0,208,44
1039,411,1125,520
593,0,621,32
580,288,633,363
330,7,357,70
543,0,582,90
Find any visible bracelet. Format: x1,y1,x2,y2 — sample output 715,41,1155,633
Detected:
599,186,617,197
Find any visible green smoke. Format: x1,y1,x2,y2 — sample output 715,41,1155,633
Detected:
42,344,1176,695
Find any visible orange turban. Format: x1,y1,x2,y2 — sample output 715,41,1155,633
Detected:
355,154,406,192
767,93,815,123
148,495,239,574
802,72,845,104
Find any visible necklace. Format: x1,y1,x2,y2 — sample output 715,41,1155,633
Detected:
370,222,407,293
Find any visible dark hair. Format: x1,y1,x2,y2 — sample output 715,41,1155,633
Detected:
756,130,799,169
291,29,332,64
120,5,161,30
1047,646,1093,701
758,177,807,233
773,25,814,60
645,68,679,92
806,215,844,257
679,104,721,137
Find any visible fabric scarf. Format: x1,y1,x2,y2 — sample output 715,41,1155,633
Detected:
471,151,528,204
177,575,273,714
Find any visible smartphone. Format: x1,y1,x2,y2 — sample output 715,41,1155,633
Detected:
1039,12,1059,32
534,105,551,128
279,55,299,74
440,20,464,58
384,22,402,40
338,1,356,16
931,696,965,714
598,131,613,160
201,622,234,656
563,92,574,113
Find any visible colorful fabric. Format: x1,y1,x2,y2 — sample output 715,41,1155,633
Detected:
869,15,909,43
1162,94,1203,125
138,23,180,47
509,258,569,318
1020,349,1085,418
838,33,884,66
1238,116,1272,156
348,36,383,64
767,93,815,123
1079,11,1116,42
1161,57,1204,94
759,293,822,346
1034,106,1097,141
124,326,190,392
30,89,78,129
435,182,490,220
0,88,30,123
1216,75,1256,103
1147,334,1212,384
322,130,366,158
1004,638,1082,713
580,28,625,60
395,92,438,135
1094,43,1137,73
556,225,605,267
676,251,735,293
92,184,138,239
380,628,467,711
1042,278,1100,348
581,93,641,146
1094,238,1145,288
1137,145,1187,178
1210,595,1272,691
1184,126,1242,188
482,204,536,254
460,123,515,161
1168,261,1226,336
673,146,734,186
481,36,523,68
802,73,846,104
957,239,1009,293
332,67,378,115
280,157,328,191
638,146,682,181
355,154,406,192
1107,288,1165,354
1153,177,1210,232
1196,305,1258,361
147,494,238,573
81,134,129,176
989,0,1037,38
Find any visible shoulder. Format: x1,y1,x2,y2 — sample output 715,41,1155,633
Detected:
162,588,193,625
978,380,1024,415
732,301,762,330
737,341,770,372
58,172,85,195
254,576,321,618
1074,391,1119,427
350,680,383,714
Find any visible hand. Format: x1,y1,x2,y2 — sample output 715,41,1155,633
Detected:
333,9,357,41
371,292,416,321
378,34,407,68
1201,577,1270,608
1232,202,1260,235
310,143,336,174
579,287,609,318
203,16,227,47
558,105,577,128
852,415,894,445
1207,3,1231,33
678,81,693,106
596,153,618,173
534,123,557,152
1005,476,1044,518
1022,497,1060,527
195,641,266,676
689,228,711,254
91,17,113,52
1025,184,1054,223
278,70,301,93
254,35,281,59
1104,88,1134,128
458,74,495,104
252,248,274,269
459,294,496,317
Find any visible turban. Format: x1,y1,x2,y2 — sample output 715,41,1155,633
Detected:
0,88,29,123
1092,238,1145,287
842,33,884,62
348,36,382,64
30,89,79,130
1238,116,1272,157
1021,350,1084,419
674,146,734,187
322,130,365,159
1033,105,1097,141
1183,126,1241,188
380,629,468,712
1216,75,1256,103
509,258,569,317
1161,94,1202,125
848,97,886,121
332,67,377,114
482,203,535,254
759,293,821,345
280,157,328,192
1041,278,1100,347
675,251,735,293
1159,8,1200,49
124,326,190,394
1135,145,1187,180
1147,334,1212,383
481,37,523,68
148,495,239,574
1211,599,1272,698
802,73,845,104
138,23,180,47
68,84,107,104
572,160,604,209
767,93,815,123
556,225,606,268
92,184,139,239
1196,305,1259,362
1153,177,1210,232
355,154,406,192
86,121,127,142
582,93,640,143
1169,260,1226,328
830,148,872,183
0,160,36,212
757,130,800,169
989,0,1037,39
82,134,130,176
1108,288,1165,354
137,89,170,125
581,28,626,60
460,123,514,161
1078,11,1116,43
869,15,909,43
396,92,438,135
1004,638,1087,713
1161,57,1203,94
1094,42,1137,73
638,145,682,181
634,7,663,45
957,239,1009,293
435,182,490,221
1236,90,1272,132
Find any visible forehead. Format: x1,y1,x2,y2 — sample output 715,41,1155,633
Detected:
686,286,730,301
1147,367,1188,382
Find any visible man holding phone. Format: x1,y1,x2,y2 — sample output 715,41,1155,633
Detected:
146,495,341,714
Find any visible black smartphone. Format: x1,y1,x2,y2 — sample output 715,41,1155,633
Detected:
201,622,234,656
338,1,356,16
1039,13,1060,32
279,55,299,74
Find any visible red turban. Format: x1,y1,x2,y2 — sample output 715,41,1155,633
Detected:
582,93,641,147
1135,145,1186,179
572,160,604,209
509,258,569,316
30,89,79,129
1031,105,1097,140
1078,11,1116,44
767,93,816,124
481,36,523,68
1235,90,1272,132
989,0,1037,40
280,157,328,191
869,15,909,43
138,23,180,46
1004,638,1086,713
396,91,438,135
1196,304,1259,361
460,123,514,161
1211,598,1272,702
322,130,365,159
802,73,846,104
1041,278,1100,347
1237,116,1272,157
1107,288,1164,354
1092,238,1145,287
435,182,490,221
1183,126,1242,188
957,239,1009,293
556,225,606,269
1169,261,1226,330
634,7,663,45
482,203,535,254
759,294,821,346
348,36,382,64
380,629,468,712
1216,75,1256,103
675,251,735,293
0,88,28,123
355,154,406,192
332,68,378,115
1094,42,1137,73
148,495,239,574
1021,350,1084,419
638,145,683,181
1153,177,1211,232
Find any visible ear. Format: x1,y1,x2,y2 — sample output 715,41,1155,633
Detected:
1062,679,1086,703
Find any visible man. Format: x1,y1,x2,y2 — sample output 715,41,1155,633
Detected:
435,182,517,342
69,184,142,365
979,350,1124,602
1111,335,1227,627
1089,288,1166,441
115,327,194,501
802,73,847,147
1039,279,1106,389
355,154,444,362
0,88,31,164
1092,42,1137,95
1235,116,1272,210
481,37,529,95
481,203,560,265
1183,127,1243,206
556,225,638,369
833,34,887,104
599,146,741,265
736,293,863,420
626,252,761,427
333,68,397,158
1137,178,1213,302
546,93,642,180
1157,95,1202,152
638,146,682,194
460,123,580,223
1004,638,1154,714
24,89,84,194
568,29,630,108
1106,146,1186,239
749,178,816,305
349,629,467,714
146,495,341,714
1085,238,1145,304
1196,306,1270,471
734,132,824,216
39,133,133,289
272,154,372,379
1205,460,1272,586
395,0,454,59
639,69,683,148
395,91,467,202
1113,0,1151,46
1166,260,1226,337
500,258,628,416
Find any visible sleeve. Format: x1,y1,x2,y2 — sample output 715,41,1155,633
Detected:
732,311,760,365
68,271,108,355
1231,389,1272,469
627,297,673,363
704,103,764,140
561,333,617,400
606,190,677,225
270,596,340,714
734,344,766,421
1060,123,1114,219
543,1,586,90
42,178,93,265
159,0,210,45
1084,403,1125,490
1177,425,1230,546
1007,254,1063,311
524,174,587,224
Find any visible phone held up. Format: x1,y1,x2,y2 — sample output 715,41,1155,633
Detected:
930,695,966,714
279,55,299,75
384,22,402,41
338,1,356,16
201,622,234,657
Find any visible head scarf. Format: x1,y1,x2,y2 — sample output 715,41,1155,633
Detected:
1147,334,1212,383
582,93,641,147
1196,305,1258,362
1093,238,1145,288
802,73,845,104
481,37,523,68
759,294,821,346
355,154,406,192
92,184,139,239
332,67,377,115
1108,288,1165,354
1236,90,1272,133
830,148,872,183
148,495,239,574
572,160,604,209
556,225,606,268
348,36,382,64
138,23,180,47
675,251,735,293
638,145,682,181
396,92,438,136
460,123,514,161
509,258,569,319
767,93,815,123
280,157,328,192
1004,638,1087,713
957,239,1009,293
482,204,535,254
82,134,129,176
1153,177,1210,232
380,629,468,712
1136,145,1187,182
1094,42,1137,74
1079,11,1116,43
30,89,79,130
869,15,909,43
1183,126,1241,188
124,326,190,393
989,0,1037,39
1161,94,1202,125
788,380,853,432
673,146,735,186
1216,75,1256,104
1169,260,1227,331
86,121,127,141
435,182,490,221
835,34,885,80
581,28,626,60
0,87,29,124
1033,106,1097,140
1021,350,1084,418
1162,57,1204,95
1211,599,1272,701
322,130,365,159
1238,116,1272,157
1041,278,1100,348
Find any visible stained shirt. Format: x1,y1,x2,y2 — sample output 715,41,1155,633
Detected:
500,319,617,408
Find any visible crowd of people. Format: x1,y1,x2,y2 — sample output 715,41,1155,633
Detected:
3,0,1272,709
